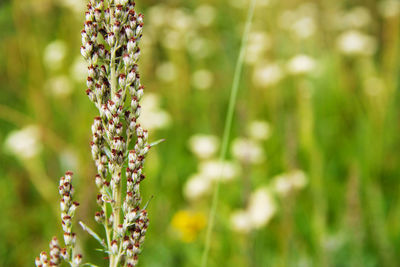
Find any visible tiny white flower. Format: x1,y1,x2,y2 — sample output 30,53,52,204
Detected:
183,173,212,200
231,138,265,164
342,7,372,29
5,125,42,160
195,5,217,27
230,210,251,233
336,30,377,56
274,175,293,196
199,160,240,182
43,40,67,71
59,0,86,14
171,9,194,32
70,56,87,83
272,170,308,196
46,75,73,98
186,37,211,59
148,5,166,28
230,0,270,8
287,54,316,75
291,16,316,39
253,63,284,88
247,120,271,141
192,69,214,90
291,170,307,189
379,0,400,18
188,134,219,159
245,32,271,65
59,149,79,171
247,188,276,228
163,30,186,50
156,62,177,82
138,93,172,130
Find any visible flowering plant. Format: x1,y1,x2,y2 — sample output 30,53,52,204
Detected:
35,1,154,266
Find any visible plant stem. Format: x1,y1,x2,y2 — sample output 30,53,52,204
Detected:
200,1,257,266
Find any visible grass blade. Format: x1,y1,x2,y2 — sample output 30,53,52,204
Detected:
200,1,257,266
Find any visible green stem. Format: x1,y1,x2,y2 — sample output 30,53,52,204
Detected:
200,1,257,266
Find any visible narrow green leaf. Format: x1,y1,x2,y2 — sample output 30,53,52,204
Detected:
79,221,106,248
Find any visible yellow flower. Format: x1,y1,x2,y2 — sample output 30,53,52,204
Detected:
171,210,206,243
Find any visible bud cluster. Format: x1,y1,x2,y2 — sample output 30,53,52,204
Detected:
81,0,150,266
35,172,82,267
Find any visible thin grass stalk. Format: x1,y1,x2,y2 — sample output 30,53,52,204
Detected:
200,1,257,266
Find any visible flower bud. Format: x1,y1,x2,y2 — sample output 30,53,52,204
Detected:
94,8,102,22
111,240,118,255
73,254,82,266
119,74,126,88
95,174,103,188
123,54,134,67
125,25,134,39
107,32,116,47
127,38,137,54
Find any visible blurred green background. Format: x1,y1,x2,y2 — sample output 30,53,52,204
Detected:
1,0,400,266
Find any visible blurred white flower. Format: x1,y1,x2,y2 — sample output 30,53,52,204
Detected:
188,134,219,159
247,120,271,141
171,9,194,32
156,62,177,82
286,54,316,75
272,170,308,196
192,69,214,90
379,0,400,18
4,125,42,160
231,138,265,164
253,63,284,88
58,0,85,14
186,37,212,59
297,2,318,17
230,210,252,233
291,16,316,39
70,56,87,83
43,40,67,71
247,188,276,229
46,75,73,98
199,160,240,182
183,173,212,201
147,5,167,28
342,7,371,29
138,93,171,130
59,149,78,171
162,30,184,50
336,30,377,56
279,3,317,35
230,0,270,8
195,5,217,27
245,32,271,65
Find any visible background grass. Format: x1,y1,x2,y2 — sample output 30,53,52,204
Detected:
1,0,400,266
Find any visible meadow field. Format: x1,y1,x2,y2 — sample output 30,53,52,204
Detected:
1,0,400,266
